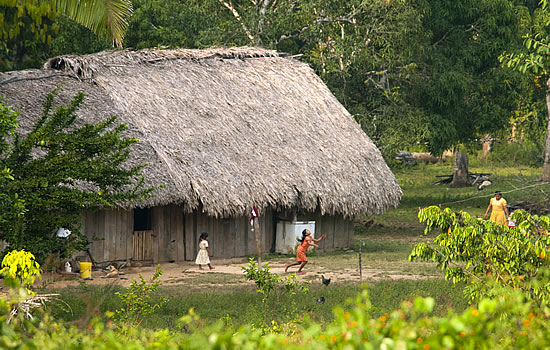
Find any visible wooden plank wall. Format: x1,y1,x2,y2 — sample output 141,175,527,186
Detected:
308,211,354,251
184,212,197,262
81,206,350,263
183,210,274,261
153,205,185,263
82,211,104,263
133,230,153,261
82,209,132,263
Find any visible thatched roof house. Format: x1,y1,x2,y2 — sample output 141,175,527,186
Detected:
0,47,401,263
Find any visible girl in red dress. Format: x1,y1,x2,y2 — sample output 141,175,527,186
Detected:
284,229,326,274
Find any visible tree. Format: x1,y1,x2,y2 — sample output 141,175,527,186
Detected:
0,90,153,261
393,0,528,155
40,0,533,160
410,206,550,306
124,0,230,49
0,0,132,70
208,0,528,156
449,152,469,187
0,102,25,227
502,0,550,180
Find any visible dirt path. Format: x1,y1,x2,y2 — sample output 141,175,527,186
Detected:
39,256,437,290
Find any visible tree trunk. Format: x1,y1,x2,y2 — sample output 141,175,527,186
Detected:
541,80,550,181
450,152,469,187
481,134,492,159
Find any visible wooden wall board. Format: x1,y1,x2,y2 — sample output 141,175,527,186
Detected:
211,216,224,258
162,206,175,262
334,215,347,248
174,206,185,262
184,212,195,261
126,209,134,259
151,207,161,263
195,212,210,257
234,216,246,257
346,218,354,248
223,219,234,258
312,211,326,251
86,211,105,263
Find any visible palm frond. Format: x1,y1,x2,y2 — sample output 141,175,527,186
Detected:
52,0,133,48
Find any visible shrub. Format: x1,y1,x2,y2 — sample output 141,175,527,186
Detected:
0,249,41,294
410,206,550,306
0,286,548,349
0,92,154,262
115,265,167,328
242,258,310,327
485,140,543,166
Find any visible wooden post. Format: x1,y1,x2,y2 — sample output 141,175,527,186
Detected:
359,240,363,284
481,134,492,159
251,206,262,265
252,217,262,265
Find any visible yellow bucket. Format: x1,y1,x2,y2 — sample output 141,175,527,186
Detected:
79,262,92,279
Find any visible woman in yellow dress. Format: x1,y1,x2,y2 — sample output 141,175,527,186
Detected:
484,191,509,225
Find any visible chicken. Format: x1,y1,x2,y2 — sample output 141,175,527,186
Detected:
321,275,331,287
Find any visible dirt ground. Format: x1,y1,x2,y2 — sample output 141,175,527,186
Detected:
38,252,438,291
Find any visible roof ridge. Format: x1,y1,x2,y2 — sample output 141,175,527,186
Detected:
43,47,286,80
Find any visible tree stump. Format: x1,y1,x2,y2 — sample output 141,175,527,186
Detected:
450,152,469,187
481,134,492,159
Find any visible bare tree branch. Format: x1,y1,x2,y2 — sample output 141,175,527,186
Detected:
257,0,273,45
432,23,478,47
217,0,255,42
277,15,356,43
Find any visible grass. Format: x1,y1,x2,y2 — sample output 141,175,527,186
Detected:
172,272,244,286
47,160,533,330
46,279,467,330
368,161,549,229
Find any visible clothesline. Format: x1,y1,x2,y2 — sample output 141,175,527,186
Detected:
436,182,550,207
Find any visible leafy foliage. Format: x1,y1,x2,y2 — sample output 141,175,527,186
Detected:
0,0,131,70
410,206,550,306
0,249,40,290
124,0,231,49
500,0,550,178
242,258,310,325
1,0,132,47
0,103,25,227
115,265,166,327
0,91,153,261
0,285,549,348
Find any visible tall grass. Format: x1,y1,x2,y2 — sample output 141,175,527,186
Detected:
46,279,467,329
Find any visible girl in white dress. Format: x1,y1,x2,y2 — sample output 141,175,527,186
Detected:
195,232,214,270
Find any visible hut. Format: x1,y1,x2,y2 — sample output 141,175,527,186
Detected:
0,47,402,264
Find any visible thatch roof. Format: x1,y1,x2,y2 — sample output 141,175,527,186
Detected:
0,47,401,217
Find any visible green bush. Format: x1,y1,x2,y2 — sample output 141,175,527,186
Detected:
485,140,543,167
242,258,310,326
115,265,166,328
0,92,154,262
0,285,548,349
410,207,550,306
